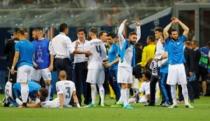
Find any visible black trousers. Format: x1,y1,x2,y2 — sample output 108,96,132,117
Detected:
194,73,200,99
149,75,159,105
73,62,91,105
54,58,72,80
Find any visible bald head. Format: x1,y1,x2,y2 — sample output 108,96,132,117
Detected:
59,70,67,80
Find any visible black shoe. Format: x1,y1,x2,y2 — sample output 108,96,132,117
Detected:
145,103,155,106
22,103,27,108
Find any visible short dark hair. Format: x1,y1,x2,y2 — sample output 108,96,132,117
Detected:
77,28,86,34
59,23,68,32
143,71,151,80
191,40,198,45
185,40,191,46
154,27,163,33
89,28,98,35
99,31,107,38
129,32,137,36
107,32,117,38
147,35,155,42
34,27,43,31
169,29,178,34
15,28,27,35
39,88,48,102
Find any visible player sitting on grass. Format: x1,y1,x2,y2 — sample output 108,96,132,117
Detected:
128,71,151,105
129,71,160,105
41,70,80,108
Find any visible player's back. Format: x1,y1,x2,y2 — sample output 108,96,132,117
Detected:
56,80,76,106
16,40,35,67
87,39,106,69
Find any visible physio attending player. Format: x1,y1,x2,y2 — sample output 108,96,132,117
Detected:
4,80,43,107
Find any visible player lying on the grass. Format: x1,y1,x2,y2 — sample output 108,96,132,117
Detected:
40,70,80,108
3,80,43,107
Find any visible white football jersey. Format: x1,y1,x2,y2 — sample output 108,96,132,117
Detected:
139,81,150,95
87,39,106,69
56,80,76,106
118,44,134,68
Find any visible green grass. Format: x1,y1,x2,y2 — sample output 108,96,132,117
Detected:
0,94,210,121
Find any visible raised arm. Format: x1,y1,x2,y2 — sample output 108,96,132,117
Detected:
136,21,141,42
118,19,127,47
163,22,172,40
175,18,189,37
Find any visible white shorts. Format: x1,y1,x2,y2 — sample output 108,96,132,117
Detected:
41,98,72,108
31,68,52,81
86,68,105,84
41,98,59,108
167,64,187,85
117,66,133,84
139,95,148,103
17,65,33,83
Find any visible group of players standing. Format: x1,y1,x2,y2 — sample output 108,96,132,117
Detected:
3,17,194,109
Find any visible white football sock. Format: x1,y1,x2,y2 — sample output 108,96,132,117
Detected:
170,85,177,105
46,85,51,101
98,84,105,105
124,88,130,106
20,83,29,103
181,84,190,105
91,84,97,105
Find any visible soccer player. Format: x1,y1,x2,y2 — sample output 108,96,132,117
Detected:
31,27,53,100
42,70,80,108
163,17,193,108
86,28,107,107
128,71,155,105
117,19,141,109
11,28,35,108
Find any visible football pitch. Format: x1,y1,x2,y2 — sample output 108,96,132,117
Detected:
0,95,210,121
